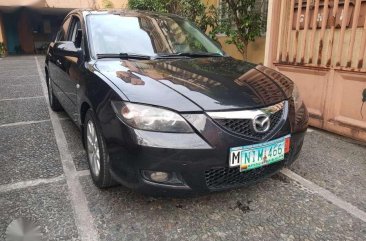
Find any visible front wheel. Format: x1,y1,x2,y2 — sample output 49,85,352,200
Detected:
84,109,116,188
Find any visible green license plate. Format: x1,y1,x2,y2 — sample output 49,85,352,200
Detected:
229,135,291,172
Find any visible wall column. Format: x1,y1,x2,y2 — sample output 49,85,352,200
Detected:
264,0,282,67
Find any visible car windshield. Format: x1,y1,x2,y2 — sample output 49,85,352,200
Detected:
86,13,224,58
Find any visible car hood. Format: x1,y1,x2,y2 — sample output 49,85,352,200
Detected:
94,57,294,111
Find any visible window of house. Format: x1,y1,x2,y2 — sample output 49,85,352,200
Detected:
43,20,51,34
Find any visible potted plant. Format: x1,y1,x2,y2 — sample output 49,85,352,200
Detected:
0,42,6,57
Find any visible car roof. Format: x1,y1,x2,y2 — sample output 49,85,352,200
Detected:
68,9,184,20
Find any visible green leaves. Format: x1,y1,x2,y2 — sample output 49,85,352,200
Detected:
128,0,169,12
217,0,263,59
0,42,6,56
128,0,210,32
102,0,114,8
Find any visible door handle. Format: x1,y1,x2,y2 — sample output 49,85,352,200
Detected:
56,59,61,65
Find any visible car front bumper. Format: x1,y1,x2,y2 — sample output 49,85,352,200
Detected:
101,110,307,197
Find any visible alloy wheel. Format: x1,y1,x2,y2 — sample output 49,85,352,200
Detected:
87,120,101,176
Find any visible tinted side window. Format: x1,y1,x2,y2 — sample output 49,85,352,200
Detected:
68,17,81,42
57,17,71,41
54,31,61,41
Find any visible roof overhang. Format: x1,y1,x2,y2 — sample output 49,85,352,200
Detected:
0,0,45,8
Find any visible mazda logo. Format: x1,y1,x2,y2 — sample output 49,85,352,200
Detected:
253,114,270,133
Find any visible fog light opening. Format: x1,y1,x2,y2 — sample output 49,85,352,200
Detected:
150,171,169,182
142,170,184,185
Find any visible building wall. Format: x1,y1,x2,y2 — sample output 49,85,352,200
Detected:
0,13,5,43
95,0,128,9
0,0,128,9
217,36,266,63
0,0,129,55
0,9,65,54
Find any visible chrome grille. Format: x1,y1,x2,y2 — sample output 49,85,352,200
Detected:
215,108,283,139
208,101,287,140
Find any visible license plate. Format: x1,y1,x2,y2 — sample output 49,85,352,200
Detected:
229,135,291,172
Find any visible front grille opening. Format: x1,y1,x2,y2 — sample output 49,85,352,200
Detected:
205,161,285,190
214,108,284,140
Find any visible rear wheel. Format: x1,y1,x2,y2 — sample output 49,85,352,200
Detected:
84,109,116,188
47,75,62,112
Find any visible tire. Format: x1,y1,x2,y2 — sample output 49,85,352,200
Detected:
84,109,116,188
47,75,63,112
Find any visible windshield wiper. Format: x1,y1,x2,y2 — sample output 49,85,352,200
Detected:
96,53,151,60
157,52,224,58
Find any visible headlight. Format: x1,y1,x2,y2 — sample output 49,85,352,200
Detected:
111,101,193,133
292,84,303,111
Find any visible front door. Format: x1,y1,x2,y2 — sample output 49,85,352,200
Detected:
61,16,83,122
48,16,76,120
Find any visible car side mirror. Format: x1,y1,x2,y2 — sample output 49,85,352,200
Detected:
54,41,82,58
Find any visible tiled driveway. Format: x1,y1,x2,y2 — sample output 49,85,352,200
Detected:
0,56,365,241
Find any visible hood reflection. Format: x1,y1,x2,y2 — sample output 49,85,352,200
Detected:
95,57,293,111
